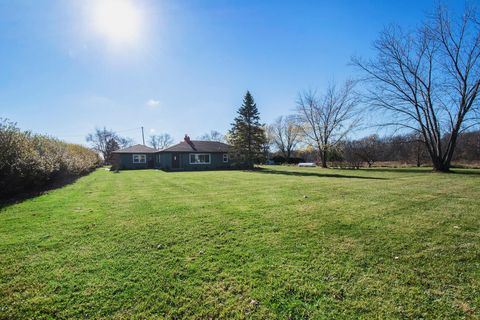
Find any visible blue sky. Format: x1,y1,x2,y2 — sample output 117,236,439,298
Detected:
0,0,472,145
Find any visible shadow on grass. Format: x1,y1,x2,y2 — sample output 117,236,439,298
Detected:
361,168,431,174
255,168,388,180
0,175,85,210
449,169,480,176
365,167,480,175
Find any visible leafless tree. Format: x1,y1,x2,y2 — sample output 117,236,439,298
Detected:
341,141,363,169
408,133,429,167
149,133,173,150
117,136,133,149
453,130,480,160
354,134,382,167
198,130,225,142
86,127,132,164
267,115,302,160
296,80,361,167
352,5,480,172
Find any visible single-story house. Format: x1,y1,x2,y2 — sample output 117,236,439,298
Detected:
111,144,157,170
112,135,232,171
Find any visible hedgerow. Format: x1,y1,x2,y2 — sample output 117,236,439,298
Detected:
0,119,100,197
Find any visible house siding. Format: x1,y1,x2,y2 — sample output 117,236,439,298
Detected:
113,153,156,170
156,153,172,170
156,152,230,171
113,140,232,171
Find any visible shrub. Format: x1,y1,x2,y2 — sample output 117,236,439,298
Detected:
286,157,305,164
272,155,286,164
270,156,305,165
0,119,100,198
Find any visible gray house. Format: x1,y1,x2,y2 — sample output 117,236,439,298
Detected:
112,135,231,171
111,144,157,170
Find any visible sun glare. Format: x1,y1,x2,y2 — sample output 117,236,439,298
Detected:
91,0,143,46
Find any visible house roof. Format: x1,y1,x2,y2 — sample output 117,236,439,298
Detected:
112,144,157,153
161,140,230,153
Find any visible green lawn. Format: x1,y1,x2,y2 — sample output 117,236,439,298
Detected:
0,166,479,319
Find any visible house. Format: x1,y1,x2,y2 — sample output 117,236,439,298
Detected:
111,144,157,170
112,135,231,171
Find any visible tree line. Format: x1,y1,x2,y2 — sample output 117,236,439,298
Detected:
231,4,480,172
352,5,480,171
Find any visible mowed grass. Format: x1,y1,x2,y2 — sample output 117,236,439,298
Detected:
0,166,479,319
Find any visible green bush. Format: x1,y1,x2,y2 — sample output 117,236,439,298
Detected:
0,119,100,197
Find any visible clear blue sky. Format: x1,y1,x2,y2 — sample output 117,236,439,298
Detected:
0,0,472,145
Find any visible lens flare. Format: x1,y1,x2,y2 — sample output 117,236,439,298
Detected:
91,0,143,46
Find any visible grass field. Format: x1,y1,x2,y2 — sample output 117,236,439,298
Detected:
0,166,479,319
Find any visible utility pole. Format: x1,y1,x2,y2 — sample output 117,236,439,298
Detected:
141,126,145,145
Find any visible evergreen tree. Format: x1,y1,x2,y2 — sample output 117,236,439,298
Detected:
228,91,267,169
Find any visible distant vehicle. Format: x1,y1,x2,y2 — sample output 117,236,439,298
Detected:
298,162,316,167
265,160,275,165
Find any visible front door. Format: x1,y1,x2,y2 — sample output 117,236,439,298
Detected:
147,156,154,169
172,153,180,169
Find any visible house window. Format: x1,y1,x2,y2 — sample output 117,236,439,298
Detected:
133,154,146,163
223,153,229,162
189,153,210,164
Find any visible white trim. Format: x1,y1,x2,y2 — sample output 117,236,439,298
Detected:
223,153,229,163
132,154,146,164
189,153,211,164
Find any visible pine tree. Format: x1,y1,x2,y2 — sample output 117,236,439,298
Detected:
228,91,267,169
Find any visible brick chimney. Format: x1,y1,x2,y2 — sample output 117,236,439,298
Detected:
184,134,196,149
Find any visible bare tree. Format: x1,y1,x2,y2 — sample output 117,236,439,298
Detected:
149,133,174,150
296,80,361,167
454,130,480,160
341,140,363,169
352,5,480,172
117,136,133,149
267,115,301,161
408,133,429,167
198,130,225,142
86,127,132,164
353,134,381,168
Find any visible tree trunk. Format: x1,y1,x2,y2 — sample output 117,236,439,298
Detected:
432,158,450,172
415,141,421,167
421,131,452,172
248,155,254,170
321,150,327,168
440,128,462,173
433,163,450,172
